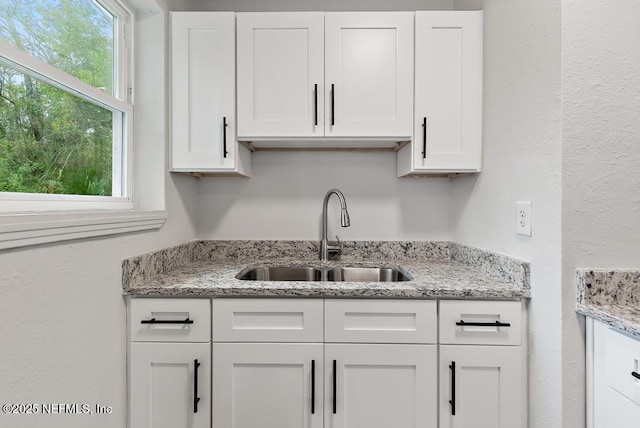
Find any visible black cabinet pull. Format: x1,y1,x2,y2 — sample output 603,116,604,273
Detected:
449,361,456,416
422,117,427,159
222,117,229,158
456,320,511,327
331,84,335,126
332,359,337,414
194,359,201,413
311,360,316,414
140,317,194,324
314,84,318,126
632,371,640,380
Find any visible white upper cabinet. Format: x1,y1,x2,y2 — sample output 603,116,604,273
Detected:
237,13,325,138
324,12,414,138
171,12,250,175
236,12,414,144
399,11,483,175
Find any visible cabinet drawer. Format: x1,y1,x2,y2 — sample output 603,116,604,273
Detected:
129,298,211,343
439,300,521,346
325,299,437,344
604,325,640,406
212,298,323,342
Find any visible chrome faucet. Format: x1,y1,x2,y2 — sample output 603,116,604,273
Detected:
320,188,351,261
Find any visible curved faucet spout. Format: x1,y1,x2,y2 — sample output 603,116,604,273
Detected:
320,189,351,261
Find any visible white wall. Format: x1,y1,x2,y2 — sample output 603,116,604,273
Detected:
0,2,200,427
452,1,563,427
198,151,453,240
562,1,640,427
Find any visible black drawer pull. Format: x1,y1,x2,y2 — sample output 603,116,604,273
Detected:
632,371,640,380
449,361,456,416
456,320,511,327
222,116,229,158
140,318,194,325
331,84,335,126
314,84,318,126
421,117,427,159
311,360,316,414
332,359,337,414
194,359,201,413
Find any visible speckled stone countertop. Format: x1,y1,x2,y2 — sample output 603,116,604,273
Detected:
123,240,531,300
576,269,640,337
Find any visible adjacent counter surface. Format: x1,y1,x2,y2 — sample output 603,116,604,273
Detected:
123,240,531,300
577,269,640,337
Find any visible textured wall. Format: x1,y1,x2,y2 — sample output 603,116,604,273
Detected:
197,151,454,241
0,3,200,427
452,0,563,426
562,1,640,427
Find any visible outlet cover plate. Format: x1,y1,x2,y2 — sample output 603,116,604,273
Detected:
516,202,532,236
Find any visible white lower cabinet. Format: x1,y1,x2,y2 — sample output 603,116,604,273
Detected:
128,298,212,428
326,344,437,428
212,343,323,428
211,298,437,428
438,300,524,428
588,319,640,428
211,343,436,428
129,298,526,428
439,345,522,428
130,343,211,428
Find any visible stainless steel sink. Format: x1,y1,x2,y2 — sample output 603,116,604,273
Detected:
236,266,323,281
236,266,411,282
327,267,411,282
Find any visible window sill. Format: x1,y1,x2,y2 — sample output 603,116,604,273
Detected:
0,210,167,250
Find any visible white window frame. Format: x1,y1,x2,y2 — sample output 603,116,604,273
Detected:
0,0,167,249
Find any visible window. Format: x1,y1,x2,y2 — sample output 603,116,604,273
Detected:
0,0,133,211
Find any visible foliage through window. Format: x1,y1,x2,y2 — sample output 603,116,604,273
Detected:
0,0,130,200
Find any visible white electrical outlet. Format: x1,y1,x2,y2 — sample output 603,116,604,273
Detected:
516,202,532,236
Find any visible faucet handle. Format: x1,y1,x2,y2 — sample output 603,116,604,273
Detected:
328,235,343,259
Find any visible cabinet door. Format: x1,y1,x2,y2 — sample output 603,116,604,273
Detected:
325,12,414,138
237,13,324,138
440,345,522,428
597,388,640,427
325,344,437,428
130,342,210,428
212,343,323,428
593,320,640,427
413,11,483,172
171,12,236,171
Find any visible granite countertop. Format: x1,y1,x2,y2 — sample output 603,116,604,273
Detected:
123,240,531,300
576,269,640,337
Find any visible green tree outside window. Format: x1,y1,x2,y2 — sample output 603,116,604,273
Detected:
0,0,116,196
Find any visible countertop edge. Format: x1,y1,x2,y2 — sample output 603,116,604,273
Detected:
123,285,531,300
576,302,640,338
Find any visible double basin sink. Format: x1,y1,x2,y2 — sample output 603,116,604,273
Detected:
237,266,411,282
